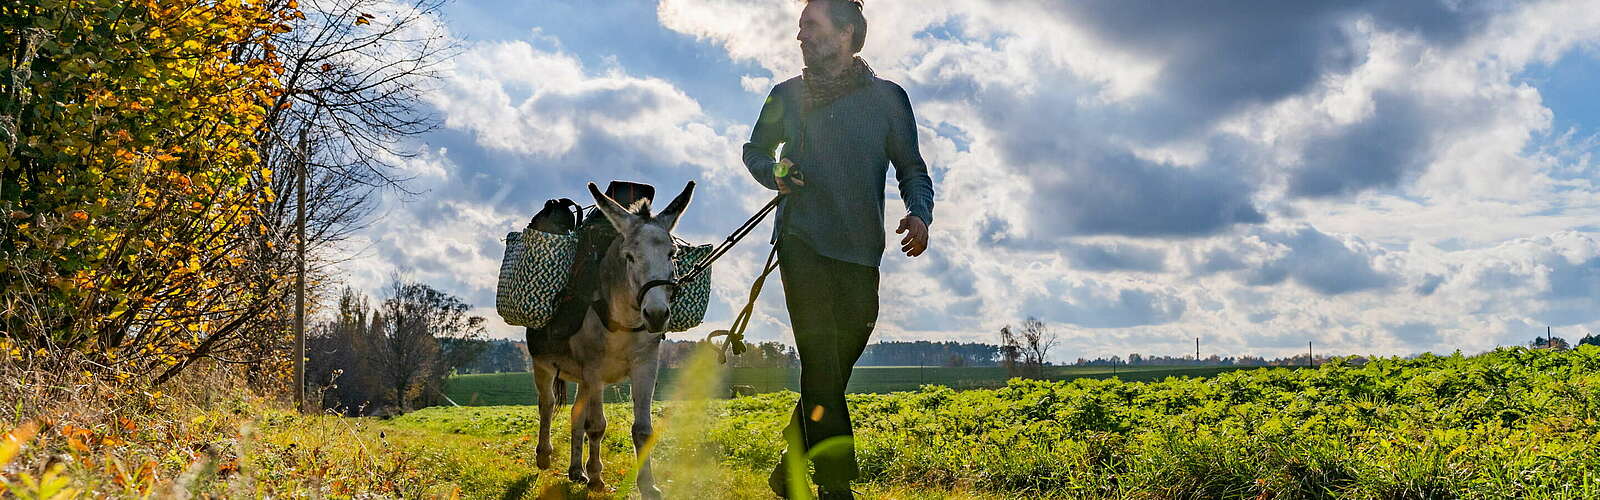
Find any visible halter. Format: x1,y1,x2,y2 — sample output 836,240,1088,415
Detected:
591,278,679,337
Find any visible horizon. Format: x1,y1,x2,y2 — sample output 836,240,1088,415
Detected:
331,0,1600,364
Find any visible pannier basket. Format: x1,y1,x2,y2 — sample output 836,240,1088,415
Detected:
495,228,578,329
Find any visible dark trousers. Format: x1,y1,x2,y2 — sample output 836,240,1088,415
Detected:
776,233,879,486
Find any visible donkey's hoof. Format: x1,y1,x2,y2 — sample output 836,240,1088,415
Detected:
566,467,587,484
535,448,553,469
638,483,663,499
586,478,609,492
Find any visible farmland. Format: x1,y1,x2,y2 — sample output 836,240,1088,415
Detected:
403,346,1600,498
444,364,1273,405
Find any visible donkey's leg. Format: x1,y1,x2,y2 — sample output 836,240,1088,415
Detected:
533,363,557,469
567,379,596,484
583,373,609,491
629,351,663,499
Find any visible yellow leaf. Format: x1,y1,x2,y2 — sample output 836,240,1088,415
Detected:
0,423,38,467
354,17,370,25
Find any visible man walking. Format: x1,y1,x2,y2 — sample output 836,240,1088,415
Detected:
741,0,934,497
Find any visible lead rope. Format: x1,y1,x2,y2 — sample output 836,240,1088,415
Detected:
696,193,786,363
676,194,782,285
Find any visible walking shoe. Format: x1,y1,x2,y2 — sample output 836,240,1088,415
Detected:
817,484,856,500
767,461,788,498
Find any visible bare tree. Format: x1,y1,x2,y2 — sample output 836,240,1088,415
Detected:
368,279,485,411
170,0,460,381
1019,317,1058,377
999,317,1057,378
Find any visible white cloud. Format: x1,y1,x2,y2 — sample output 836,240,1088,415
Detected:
651,0,1600,362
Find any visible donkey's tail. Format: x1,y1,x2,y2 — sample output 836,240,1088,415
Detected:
553,367,569,407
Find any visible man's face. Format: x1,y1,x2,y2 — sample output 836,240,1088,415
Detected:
797,2,850,68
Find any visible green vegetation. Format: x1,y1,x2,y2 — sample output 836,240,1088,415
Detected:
445,364,1268,405
434,346,1600,498
12,347,1600,498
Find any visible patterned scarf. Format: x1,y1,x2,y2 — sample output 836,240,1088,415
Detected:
802,56,875,113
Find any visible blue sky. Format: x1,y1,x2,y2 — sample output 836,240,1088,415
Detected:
339,0,1600,362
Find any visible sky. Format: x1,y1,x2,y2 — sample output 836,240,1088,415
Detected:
336,0,1600,363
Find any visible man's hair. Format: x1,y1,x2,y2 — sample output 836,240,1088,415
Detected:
808,0,866,54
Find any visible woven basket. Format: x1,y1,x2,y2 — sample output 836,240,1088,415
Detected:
495,229,578,328
666,244,713,332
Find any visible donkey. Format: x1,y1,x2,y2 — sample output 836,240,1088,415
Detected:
529,181,694,498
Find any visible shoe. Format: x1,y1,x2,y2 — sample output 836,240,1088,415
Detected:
817,485,856,500
767,461,788,498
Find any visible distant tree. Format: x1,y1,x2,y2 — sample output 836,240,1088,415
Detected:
1530,336,1571,350
368,279,485,411
999,325,1023,377
1580,333,1600,347
944,354,968,367
858,341,1001,367
307,287,382,414
1018,317,1057,377
730,341,799,369
458,340,531,374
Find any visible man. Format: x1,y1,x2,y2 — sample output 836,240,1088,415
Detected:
741,0,934,497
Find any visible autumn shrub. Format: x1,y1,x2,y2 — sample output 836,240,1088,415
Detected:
1,0,303,383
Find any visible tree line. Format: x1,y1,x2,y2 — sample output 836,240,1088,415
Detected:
306,281,485,415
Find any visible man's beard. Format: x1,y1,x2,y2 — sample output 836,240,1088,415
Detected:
801,43,835,69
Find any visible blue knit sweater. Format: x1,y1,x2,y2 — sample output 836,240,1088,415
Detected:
742,75,936,268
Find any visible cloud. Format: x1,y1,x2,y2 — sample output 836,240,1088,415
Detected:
329,0,1600,361
1387,321,1442,345
1061,242,1167,273
1023,279,1187,329
1250,226,1397,296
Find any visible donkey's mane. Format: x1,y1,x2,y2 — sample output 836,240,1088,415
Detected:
627,199,675,224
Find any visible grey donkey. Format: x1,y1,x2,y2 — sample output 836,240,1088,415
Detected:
529,181,694,498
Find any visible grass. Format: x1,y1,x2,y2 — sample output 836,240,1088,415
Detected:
13,347,1600,498
445,364,1272,405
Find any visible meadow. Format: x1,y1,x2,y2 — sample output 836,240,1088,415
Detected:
444,364,1270,405
405,347,1600,498
9,346,1600,498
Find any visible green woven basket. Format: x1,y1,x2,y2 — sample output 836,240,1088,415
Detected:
666,244,713,332
495,229,578,328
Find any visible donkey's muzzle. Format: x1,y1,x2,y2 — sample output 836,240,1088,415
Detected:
644,308,669,333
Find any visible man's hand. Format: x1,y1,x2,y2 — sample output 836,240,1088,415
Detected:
775,158,805,194
896,214,928,257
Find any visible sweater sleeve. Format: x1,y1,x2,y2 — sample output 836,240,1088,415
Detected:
885,83,935,226
741,88,787,191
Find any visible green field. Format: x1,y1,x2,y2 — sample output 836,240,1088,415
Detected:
392,347,1600,498
444,364,1284,405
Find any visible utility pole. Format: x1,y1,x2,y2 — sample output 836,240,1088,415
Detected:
293,123,309,414
1308,341,1314,369
1195,337,1200,364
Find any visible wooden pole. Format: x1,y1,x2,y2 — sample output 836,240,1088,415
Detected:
1195,337,1200,363
293,125,308,414
1308,341,1313,368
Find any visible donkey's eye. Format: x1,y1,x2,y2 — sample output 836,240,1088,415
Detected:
625,253,635,263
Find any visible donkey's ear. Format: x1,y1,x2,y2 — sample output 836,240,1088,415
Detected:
588,182,639,234
654,181,694,232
